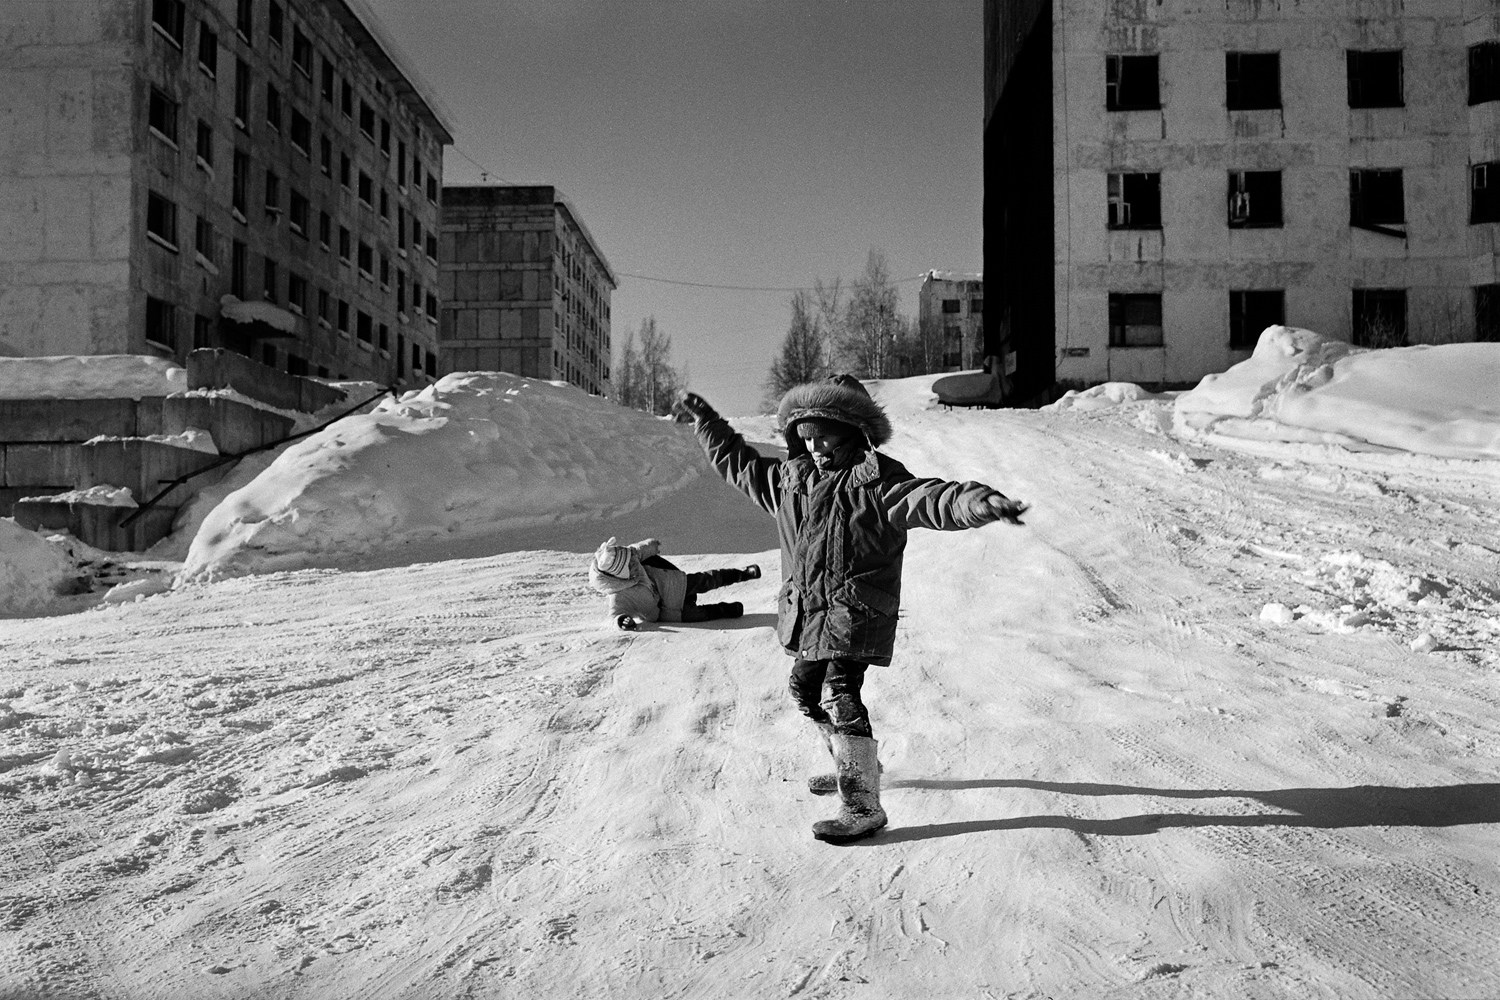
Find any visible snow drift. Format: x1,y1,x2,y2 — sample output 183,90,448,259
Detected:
1175,326,1500,459
0,355,186,399
0,519,81,616
181,373,706,580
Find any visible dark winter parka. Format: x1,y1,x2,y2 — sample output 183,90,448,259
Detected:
692,376,1000,667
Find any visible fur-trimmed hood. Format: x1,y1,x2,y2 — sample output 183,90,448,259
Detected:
777,374,892,457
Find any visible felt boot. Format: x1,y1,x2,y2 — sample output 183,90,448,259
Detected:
812,734,887,843
698,601,743,620
808,722,838,795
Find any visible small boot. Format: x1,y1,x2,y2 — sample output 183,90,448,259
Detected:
812,734,887,843
741,564,761,580
698,601,743,620
808,722,838,795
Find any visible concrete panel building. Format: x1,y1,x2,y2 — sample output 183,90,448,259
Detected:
439,185,616,396
917,271,985,371
0,0,453,385
986,0,1500,397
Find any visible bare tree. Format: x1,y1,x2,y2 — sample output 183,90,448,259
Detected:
615,316,686,416
835,250,905,379
763,289,830,408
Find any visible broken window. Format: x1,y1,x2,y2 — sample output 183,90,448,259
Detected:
232,150,249,215
195,119,213,167
292,27,312,76
941,298,961,314
1226,52,1280,110
1347,50,1403,108
262,256,277,302
1228,170,1282,228
1352,288,1407,348
151,0,184,47
1476,284,1500,342
1469,41,1500,106
1471,161,1500,224
146,297,177,349
234,59,250,126
198,22,218,77
1108,293,1164,348
1349,169,1404,229
148,87,177,144
1229,290,1284,349
1107,172,1161,229
1106,54,1160,111
146,191,178,249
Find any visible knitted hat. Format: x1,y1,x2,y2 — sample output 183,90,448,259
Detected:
777,374,892,457
594,537,632,578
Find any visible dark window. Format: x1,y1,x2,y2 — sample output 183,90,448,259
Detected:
195,119,213,166
1347,50,1403,108
378,323,389,351
379,187,389,219
292,27,312,75
1350,169,1404,228
358,241,373,275
340,153,351,188
317,287,330,323
289,190,308,235
290,110,310,154
337,299,350,334
236,0,253,42
1226,51,1280,110
413,341,423,373
397,142,406,187
194,214,214,260
151,0,184,47
1108,293,1163,347
397,333,406,376
194,314,213,350
380,118,390,155
234,59,251,125
1353,289,1407,347
319,135,332,176
146,296,176,349
1229,290,1284,349
197,22,218,76
287,353,308,376
263,256,277,302
321,58,335,102
1228,170,1282,227
146,191,178,248
318,210,330,246
288,271,307,313
359,101,375,138
232,150,249,214
265,84,281,131
412,156,422,189
231,240,247,296
426,175,438,203
397,271,406,312
263,169,280,215
267,1,283,45
941,298,961,314
1471,161,1500,224
1476,284,1500,342
341,80,353,117
425,233,438,260
357,311,373,343
358,171,372,205
148,87,178,143
380,253,390,287
1107,172,1161,229
397,206,407,248
1469,41,1500,106
262,344,276,367
1105,54,1160,111
425,292,438,320
412,218,422,249
338,227,350,261
425,350,437,376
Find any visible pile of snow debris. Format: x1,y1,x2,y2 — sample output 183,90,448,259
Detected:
0,520,84,616
1042,382,1175,413
181,373,707,580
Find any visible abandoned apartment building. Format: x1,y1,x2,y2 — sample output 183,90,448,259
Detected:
986,1,1500,393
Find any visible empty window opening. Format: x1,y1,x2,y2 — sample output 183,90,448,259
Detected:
236,0,252,42
1352,288,1407,348
1226,52,1280,110
265,83,281,131
148,87,178,144
287,272,306,314
1106,54,1160,111
1229,290,1284,350
321,58,335,102
263,169,280,217
194,314,213,350
1470,41,1500,106
194,215,214,261
1228,170,1282,228
1476,284,1500,342
1107,172,1162,229
146,296,177,350
1347,50,1403,108
262,256,278,302
262,344,277,367
146,191,178,249
1108,293,1164,348
289,190,308,235
359,101,376,139
267,1,283,45
195,119,213,167
357,311,373,344
232,150,249,215
231,240,247,297
292,27,312,75
234,60,251,125
1471,161,1500,224
151,0,184,47
290,110,311,155
1350,169,1405,231
941,298,961,314
198,22,218,77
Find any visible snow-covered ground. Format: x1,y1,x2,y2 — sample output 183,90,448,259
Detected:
2,335,1499,998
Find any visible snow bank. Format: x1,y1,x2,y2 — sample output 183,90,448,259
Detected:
0,355,186,399
1042,382,1174,413
181,373,706,580
1176,326,1500,460
0,520,81,616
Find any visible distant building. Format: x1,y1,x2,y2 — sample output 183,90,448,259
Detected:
0,0,452,384
986,1,1500,398
917,271,985,371
438,185,616,396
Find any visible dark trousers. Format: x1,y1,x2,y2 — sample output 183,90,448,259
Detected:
788,658,873,738
641,556,748,623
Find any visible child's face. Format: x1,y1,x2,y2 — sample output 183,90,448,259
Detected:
797,419,855,470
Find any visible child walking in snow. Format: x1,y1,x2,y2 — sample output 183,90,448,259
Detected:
675,375,1027,843
589,536,761,631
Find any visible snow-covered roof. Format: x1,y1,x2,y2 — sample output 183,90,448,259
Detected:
923,269,983,284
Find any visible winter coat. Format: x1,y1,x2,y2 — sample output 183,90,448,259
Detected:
692,377,1001,666
588,538,690,624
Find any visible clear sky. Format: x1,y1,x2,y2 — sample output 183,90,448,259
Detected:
364,0,984,415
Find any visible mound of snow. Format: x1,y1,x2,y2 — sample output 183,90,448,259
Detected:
1176,326,1500,460
1042,382,1174,413
181,373,706,580
0,355,186,400
0,520,82,616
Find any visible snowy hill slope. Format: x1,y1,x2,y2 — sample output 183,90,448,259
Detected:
3,373,1498,998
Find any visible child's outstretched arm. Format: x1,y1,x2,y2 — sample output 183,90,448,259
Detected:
677,391,782,515
883,475,1029,532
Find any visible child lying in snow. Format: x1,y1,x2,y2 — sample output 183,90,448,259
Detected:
588,537,761,631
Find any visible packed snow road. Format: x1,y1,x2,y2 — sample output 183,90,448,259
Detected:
3,392,1498,999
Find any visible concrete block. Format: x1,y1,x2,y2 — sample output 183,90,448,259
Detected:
12,497,178,552
188,348,346,413
299,376,346,414
0,397,137,441
162,394,295,454
79,438,222,507
3,442,83,486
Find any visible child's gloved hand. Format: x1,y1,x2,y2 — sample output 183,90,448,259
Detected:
617,614,641,631
980,493,1029,525
674,391,719,424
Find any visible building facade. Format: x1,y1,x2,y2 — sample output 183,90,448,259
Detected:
0,0,452,384
987,0,1500,396
917,271,985,371
438,185,615,396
